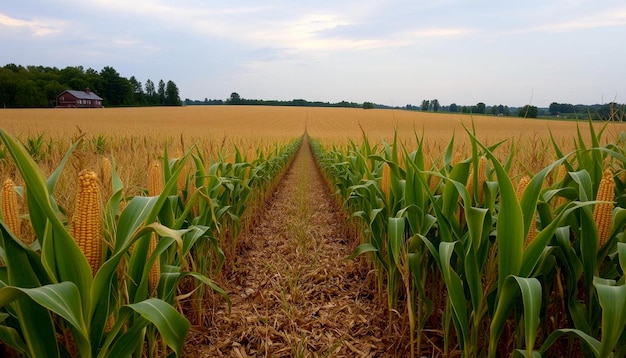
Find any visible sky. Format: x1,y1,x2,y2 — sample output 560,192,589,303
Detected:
1,0,625,107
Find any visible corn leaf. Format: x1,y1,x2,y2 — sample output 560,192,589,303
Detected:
128,298,190,356
468,130,524,292
0,322,27,355
389,217,405,266
0,224,59,358
541,329,602,357
0,130,93,318
619,242,626,272
489,276,541,358
439,241,469,349
347,243,379,259
0,282,90,356
594,277,626,357
98,297,189,358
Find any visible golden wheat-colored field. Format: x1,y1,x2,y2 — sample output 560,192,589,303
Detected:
3,106,622,143
2,105,625,183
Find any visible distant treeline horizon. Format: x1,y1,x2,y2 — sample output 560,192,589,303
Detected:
185,93,625,120
1,63,623,121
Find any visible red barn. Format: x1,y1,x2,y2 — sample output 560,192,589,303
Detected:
57,88,103,108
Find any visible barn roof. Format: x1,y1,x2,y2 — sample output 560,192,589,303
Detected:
62,89,103,100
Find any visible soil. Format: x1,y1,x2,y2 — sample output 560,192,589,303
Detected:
183,137,403,357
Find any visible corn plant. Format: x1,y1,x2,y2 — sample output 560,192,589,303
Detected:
311,121,626,357
0,129,221,357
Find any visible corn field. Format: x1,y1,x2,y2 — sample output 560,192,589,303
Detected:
0,107,625,357
0,125,300,357
311,121,626,357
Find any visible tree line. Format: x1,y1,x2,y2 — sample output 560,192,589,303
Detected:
549,102,625,121
411,98,625,120
0,64,181,108
409,99,516,116
183,92,362,109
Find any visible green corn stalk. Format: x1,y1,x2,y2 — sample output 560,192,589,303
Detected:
0,129,226,357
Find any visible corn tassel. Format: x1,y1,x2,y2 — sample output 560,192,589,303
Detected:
593,169,615,248
1,178,22,240
70,170,102,276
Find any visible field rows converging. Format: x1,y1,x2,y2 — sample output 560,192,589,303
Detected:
186,137,393,357
1,107,626,357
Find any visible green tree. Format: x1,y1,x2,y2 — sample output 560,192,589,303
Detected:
0,67,18,107
449,103,458,112
157,79,166,105
421,99,430,111
129,76,145,105
518,105,538,118
475,102,486,114
503,105,510,116
100,66,133,106
165,80,181,105
43,81,66,106
145,79,156,104
363,101,375,109
228,92,242,104
15,80,46,107
491,105,498,115
432,99,440,112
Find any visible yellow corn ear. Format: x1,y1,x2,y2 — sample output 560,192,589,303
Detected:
70,170,102,276
148,232,160,292
593,169,615,248
100,156,112,196
148,160,164,196
1,178,22,240
516,175,536,247
147,160,162,292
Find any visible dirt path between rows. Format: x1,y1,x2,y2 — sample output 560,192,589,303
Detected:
184,137,400,357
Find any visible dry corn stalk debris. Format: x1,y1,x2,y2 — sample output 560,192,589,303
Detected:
186,138,397,357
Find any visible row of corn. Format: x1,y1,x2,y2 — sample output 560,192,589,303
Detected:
310,122,626,357
0,129,301,357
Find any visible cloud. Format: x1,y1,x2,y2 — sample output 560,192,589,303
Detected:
502,5,626,35
536,9,626,32
0,12,64,36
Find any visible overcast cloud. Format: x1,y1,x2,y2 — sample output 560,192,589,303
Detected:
1,0,625,106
